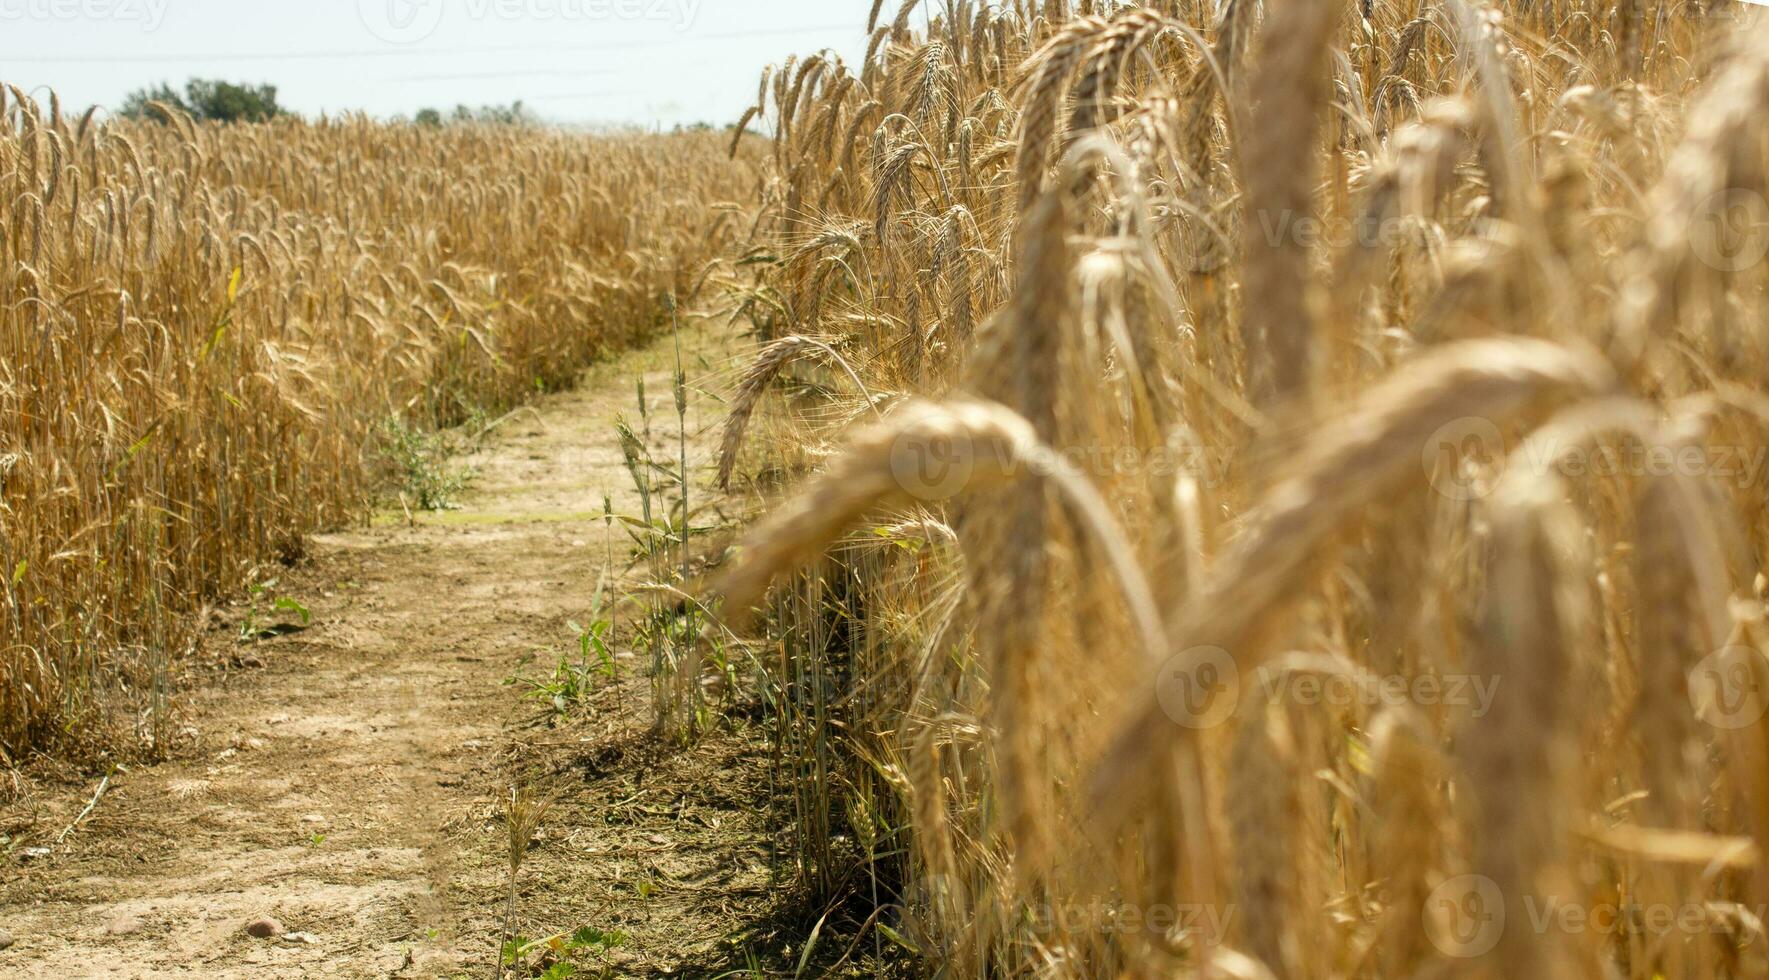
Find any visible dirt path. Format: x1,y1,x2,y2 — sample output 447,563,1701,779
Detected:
0,325,794,979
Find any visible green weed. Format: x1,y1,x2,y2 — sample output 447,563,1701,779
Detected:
238,578,310,643
500,925,628,979
378,415,475,511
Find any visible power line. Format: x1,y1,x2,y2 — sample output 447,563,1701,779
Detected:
523,89,650,101
0,23,859,64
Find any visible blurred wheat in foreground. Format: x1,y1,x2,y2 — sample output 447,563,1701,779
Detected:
0,93,754,759
710,0,1769,976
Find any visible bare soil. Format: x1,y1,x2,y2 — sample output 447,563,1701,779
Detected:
0,326,828,978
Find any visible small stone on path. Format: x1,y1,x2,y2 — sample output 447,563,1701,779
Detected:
245,917,285,939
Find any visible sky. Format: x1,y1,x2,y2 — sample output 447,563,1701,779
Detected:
0,0,882,127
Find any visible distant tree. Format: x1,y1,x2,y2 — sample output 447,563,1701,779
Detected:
417,100,536,127
184,79,282,122
117,82,188,120
119,79,283,124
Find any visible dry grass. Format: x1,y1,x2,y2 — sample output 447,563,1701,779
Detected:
709,1,1769,977
0,93,755,761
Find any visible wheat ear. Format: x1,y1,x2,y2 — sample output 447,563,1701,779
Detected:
1236,0,1351,403
1090,337,1615,827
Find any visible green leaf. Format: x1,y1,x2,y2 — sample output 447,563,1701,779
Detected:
876,922,919,955
10,561,24,586
588,627,615,677
793,909,830,979
567,925,625,950
273,597,311,625
226,266,243,303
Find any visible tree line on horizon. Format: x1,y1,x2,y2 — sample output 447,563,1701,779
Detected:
115,78,730,132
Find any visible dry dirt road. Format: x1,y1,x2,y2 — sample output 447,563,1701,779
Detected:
0,325,797,978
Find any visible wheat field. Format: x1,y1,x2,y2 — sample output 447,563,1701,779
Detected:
0,93,754,758
708,0,1769,976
